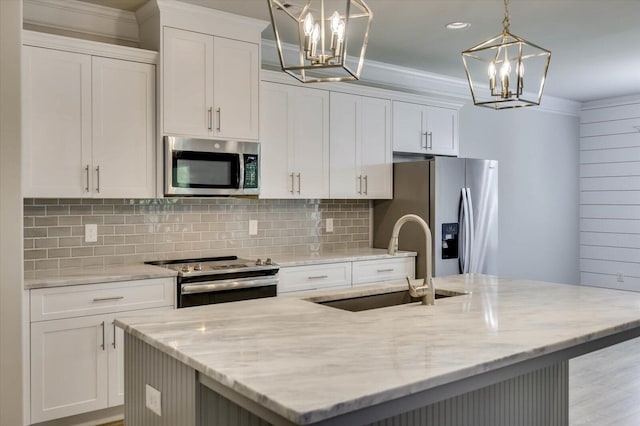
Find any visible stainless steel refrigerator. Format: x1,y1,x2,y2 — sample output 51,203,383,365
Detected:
373,158,498,279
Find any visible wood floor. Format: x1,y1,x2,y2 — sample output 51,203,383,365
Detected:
570,336,640,425
99,338,640,426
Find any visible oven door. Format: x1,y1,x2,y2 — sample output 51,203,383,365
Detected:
178,275,278,308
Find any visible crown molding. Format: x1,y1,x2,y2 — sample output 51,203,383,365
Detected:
581,94,640,111
23,30,157,64
261,39,581,117
23,0,139,42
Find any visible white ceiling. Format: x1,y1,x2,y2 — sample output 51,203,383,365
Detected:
82,0,640,103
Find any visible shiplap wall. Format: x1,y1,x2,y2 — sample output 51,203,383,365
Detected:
580,96,640,290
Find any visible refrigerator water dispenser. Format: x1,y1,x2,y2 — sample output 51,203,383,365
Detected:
442,223,459,259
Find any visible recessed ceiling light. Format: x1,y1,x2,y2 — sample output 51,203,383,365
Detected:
446,22,471,30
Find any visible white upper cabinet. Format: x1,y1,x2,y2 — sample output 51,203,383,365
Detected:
23,46,91,198
162,27,213,138
213,37,260,140
392,101,458,156
91,57,155,198
330,92,392,199
260,82,329,199
162,27,259,140
22,37,156,199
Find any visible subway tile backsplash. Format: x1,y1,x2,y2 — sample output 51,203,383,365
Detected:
24,198,371,271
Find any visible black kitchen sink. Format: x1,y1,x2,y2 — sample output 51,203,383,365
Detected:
315,289,464,312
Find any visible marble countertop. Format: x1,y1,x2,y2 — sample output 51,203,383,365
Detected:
116,274,640,425
24,264,178,289
272,248,416,267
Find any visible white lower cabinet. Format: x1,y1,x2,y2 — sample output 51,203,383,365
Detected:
29,278,174,423
278,262,352,294
352,257,415,286
278,257,416,294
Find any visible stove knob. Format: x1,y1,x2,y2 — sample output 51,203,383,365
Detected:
181,265,190,273
265,258,272,265
255,258,263,266
194,263,202,272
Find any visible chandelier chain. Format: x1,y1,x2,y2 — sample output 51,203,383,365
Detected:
502,0,510,32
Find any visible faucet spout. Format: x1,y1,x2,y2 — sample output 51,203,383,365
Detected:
387,214,435,305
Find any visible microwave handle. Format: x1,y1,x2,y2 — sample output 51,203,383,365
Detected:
238,155,244,190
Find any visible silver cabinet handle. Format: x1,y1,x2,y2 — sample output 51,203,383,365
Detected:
289,173,295,194
296,173,301,194
427,132,433,149
357,175,362,194
364,175,368,195
92,296,124,302
207,107,213,131
377,268,395,273
422,132,428,149
95,166,100,193
216,107,221,132
308,275,328,280
84,165,90,192
100,321,105,351
112,321,116,349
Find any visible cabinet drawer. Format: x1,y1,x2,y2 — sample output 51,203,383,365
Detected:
352,257,415,285
278,263,352,294
31,278,175,322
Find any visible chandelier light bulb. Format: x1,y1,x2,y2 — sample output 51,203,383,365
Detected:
500,58,511,98
488,62,497,91
330,11,341,33
311,22,321,44
337,21,345,42
303,13,315,36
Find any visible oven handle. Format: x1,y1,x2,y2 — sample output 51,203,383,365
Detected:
180,276,278,295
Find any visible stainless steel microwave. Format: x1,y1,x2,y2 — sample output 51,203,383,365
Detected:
164,137,260,196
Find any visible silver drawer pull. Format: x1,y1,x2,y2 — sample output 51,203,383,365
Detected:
92,296,124,302
377,268,395,273
308,275,328,280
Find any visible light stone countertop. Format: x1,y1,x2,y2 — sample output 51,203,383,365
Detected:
116,274,640,425
24,264,178,289
272,248,416,267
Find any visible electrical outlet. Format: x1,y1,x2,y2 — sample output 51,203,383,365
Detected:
84,224,98,242
617,273,624,283
145,384,162,416
326,218,334,233
249,220,258,236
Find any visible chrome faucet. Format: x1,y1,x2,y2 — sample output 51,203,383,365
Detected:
388,214,435,305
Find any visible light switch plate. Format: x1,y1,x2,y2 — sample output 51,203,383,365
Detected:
249,220,258,236
326,218,334,233
145,384,162,416
84,224,98,242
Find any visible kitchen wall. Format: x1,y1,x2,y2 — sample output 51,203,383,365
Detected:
459,105,580,285
1,0,24,423
23,198,370,271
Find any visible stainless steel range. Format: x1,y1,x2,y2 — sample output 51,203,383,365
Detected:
145,256,278,308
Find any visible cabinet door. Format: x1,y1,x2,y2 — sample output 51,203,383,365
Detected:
22,46,92,197
213,37,260,140
361,97,392,199
92,57,155,198
30,316,108,423
260,82,296,198
293,87,330,198
107,318,125,407
426,106,458,156
330,92,360,198
392,101,427,154
163,27,214,137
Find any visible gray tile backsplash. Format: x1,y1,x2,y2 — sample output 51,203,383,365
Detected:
24,198,371,271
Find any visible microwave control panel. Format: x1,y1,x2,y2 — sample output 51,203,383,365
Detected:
243,154,258,189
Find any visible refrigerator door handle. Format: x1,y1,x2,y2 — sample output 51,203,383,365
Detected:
459,188,470,273
466,187,476,273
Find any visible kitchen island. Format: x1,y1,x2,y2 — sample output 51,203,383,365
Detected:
116,274,640,426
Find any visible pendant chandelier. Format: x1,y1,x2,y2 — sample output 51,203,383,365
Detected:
462,0,551,109
266,0,373,83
